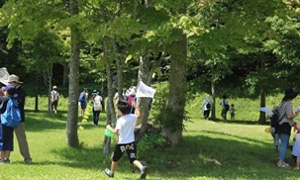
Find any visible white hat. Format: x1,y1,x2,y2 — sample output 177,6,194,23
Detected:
8,74,23,83
53,86,57,89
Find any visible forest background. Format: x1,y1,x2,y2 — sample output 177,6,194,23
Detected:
1,0,300,148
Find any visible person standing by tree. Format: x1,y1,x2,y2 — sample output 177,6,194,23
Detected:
50,86,59,114
7,74,32,164
201,95,212,119
220,95,229,121
91,90,102,126
79,88,88,116
276,88,299,168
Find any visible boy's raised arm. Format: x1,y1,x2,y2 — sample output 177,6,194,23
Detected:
131,102,141,119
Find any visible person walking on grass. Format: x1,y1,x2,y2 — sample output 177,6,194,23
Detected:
8,74,32,164
269,105,280,153
79,88,88,117
91,90,102,126
0,85,18,164
276,88,299,168
105,100,147,179
292,123,300,170
201,95,212,119
50,86,59,114
220,95,229,121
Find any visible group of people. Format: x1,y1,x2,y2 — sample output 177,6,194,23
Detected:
201,95,235,121
78,88,103,126
268,88,300,169
0,74,32,164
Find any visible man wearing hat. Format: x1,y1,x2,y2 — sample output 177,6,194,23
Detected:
50,86,59,114
8,74,32,164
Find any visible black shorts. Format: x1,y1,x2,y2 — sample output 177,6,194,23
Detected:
112,142,137,164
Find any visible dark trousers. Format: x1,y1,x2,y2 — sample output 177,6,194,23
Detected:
221,109,228,121
203,110,210,119
51,101,58,111
93,110,100,125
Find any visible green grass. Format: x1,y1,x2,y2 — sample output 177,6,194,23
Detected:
0,96,300,179
186,94,300,122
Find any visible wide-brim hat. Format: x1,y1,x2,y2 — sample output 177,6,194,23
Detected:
284,88,298,99
7,74,23,83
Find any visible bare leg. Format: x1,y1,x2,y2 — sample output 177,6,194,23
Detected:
111,161,118,173
4,150,10,159
133,160,143,169
296,157,300,169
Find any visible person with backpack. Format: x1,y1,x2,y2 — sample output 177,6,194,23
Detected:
0,84,21,164
220,95,229,121
269,105,280,153
201,95,212,119
8,74,32,164
91,90,102,126
79,88,88,117
276,88,299,168
50,86,59,114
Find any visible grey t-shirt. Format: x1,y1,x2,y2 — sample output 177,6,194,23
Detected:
278,101,294,126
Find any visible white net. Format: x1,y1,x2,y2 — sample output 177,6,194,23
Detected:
0,67,9,85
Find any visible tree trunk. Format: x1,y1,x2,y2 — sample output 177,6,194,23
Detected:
259,87,266,123
35,75,39,111
259,58,266,124
66,0,79,148
164,29,187,146
211,65,216,119
113,39,123,101
48,64,53,113
63,62,69,86
103,38,117,155
35,94,38,112
136,56,152,141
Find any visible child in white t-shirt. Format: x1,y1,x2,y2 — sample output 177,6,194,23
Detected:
105,100,147,179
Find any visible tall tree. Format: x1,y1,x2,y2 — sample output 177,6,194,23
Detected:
66,0,80,147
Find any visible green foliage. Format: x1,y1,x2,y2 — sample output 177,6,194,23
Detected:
138,131,166,157
266,15,300,65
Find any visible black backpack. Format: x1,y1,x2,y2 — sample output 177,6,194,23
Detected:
270,103,285,128
206,103,211,109
224,104,230,111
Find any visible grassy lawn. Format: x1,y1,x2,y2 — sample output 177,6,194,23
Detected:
0,96,300,179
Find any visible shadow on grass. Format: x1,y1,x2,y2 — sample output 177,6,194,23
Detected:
202,130,270,145
25,111,106,132
51,134,298,179
207,117,266,125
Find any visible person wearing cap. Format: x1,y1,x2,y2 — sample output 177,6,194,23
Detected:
50,86,59,114
276,88,299,168
0,85,17,164
7,74,32,164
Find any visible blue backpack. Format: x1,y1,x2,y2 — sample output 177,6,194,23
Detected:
79,93,86,102
1,98,22,128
